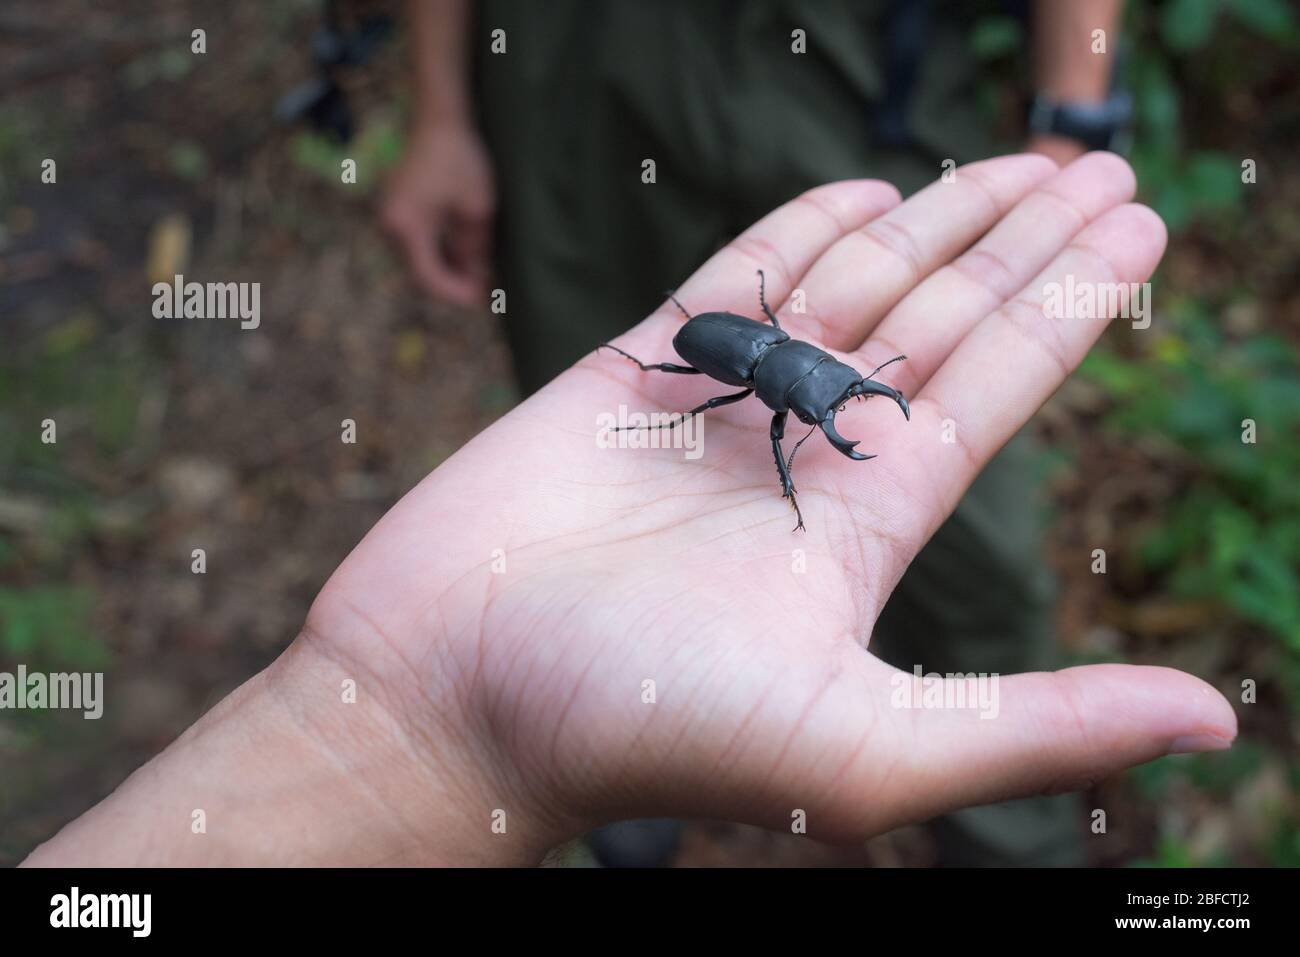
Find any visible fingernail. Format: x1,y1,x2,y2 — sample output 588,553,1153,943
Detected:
1168,733,1233,755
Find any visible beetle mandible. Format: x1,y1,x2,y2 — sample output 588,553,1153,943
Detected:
598,269,910,531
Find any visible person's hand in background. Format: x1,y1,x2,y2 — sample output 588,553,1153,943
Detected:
25,153,1236,867
380,121,495,308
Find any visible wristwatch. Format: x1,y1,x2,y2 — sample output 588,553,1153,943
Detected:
1027,90,1134,153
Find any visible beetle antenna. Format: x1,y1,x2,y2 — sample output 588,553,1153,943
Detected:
865,354,907,380
664,289,693,321
785,423,818,473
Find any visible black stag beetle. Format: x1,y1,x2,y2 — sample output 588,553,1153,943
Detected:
598,270,910,531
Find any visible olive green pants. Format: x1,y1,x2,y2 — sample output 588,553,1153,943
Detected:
475,0,1081,866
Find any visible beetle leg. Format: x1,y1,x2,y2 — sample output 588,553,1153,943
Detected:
597,343,700,375
756,269,782,330
611,388,752,432
770,412,805,532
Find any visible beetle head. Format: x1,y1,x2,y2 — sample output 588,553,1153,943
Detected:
819,378,910,460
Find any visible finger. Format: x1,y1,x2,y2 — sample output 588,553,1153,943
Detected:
854,151,1137,401
448,217,493,293
613,179,902,358
451,217,493,272
884,664,1237,829
904,203,1168,522
389,212,481,307
613,648,1232,843
776,154,1058,351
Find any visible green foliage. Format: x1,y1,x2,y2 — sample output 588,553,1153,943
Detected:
121,46,198,89
168,140,210,181
291,113,404,192
1,323,127,676
1081,304,1300,660
968,0,1295,230
0,585,106,670
1129,747,1300,865
1132,745,1265,800
1124,0,1298,229
969,16,1023,61
1223,0,1298,39
1160,0,1222,51
1063,1,1300,866
1269,822,1300,867
1132,834,1201,867
0,318,149,473
1086,297,1300,856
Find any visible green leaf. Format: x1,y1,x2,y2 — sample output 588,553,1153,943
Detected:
1135,60,1181,147
1166,382,1236,442
1226,0,1298,38
1161,0,1223,50
0,586,107,668
1079,350,1144,396
1208,507,1254,572
970,16,1023,60
168,140,209,182
1185,152,1245,211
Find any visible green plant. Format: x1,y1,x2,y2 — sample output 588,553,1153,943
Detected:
290,112,404,191
1124,0,1298,229
0,585,106,670
1082,304,1300,666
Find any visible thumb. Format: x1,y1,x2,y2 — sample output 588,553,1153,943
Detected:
888,663,1238,825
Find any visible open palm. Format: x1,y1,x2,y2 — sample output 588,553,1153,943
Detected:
307,153,1235,846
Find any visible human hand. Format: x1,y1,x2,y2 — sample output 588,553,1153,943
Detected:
312,152,1235,856
380,122,495,307
27,152,1236,867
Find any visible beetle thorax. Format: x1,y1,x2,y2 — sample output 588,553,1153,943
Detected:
753,340,860,421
